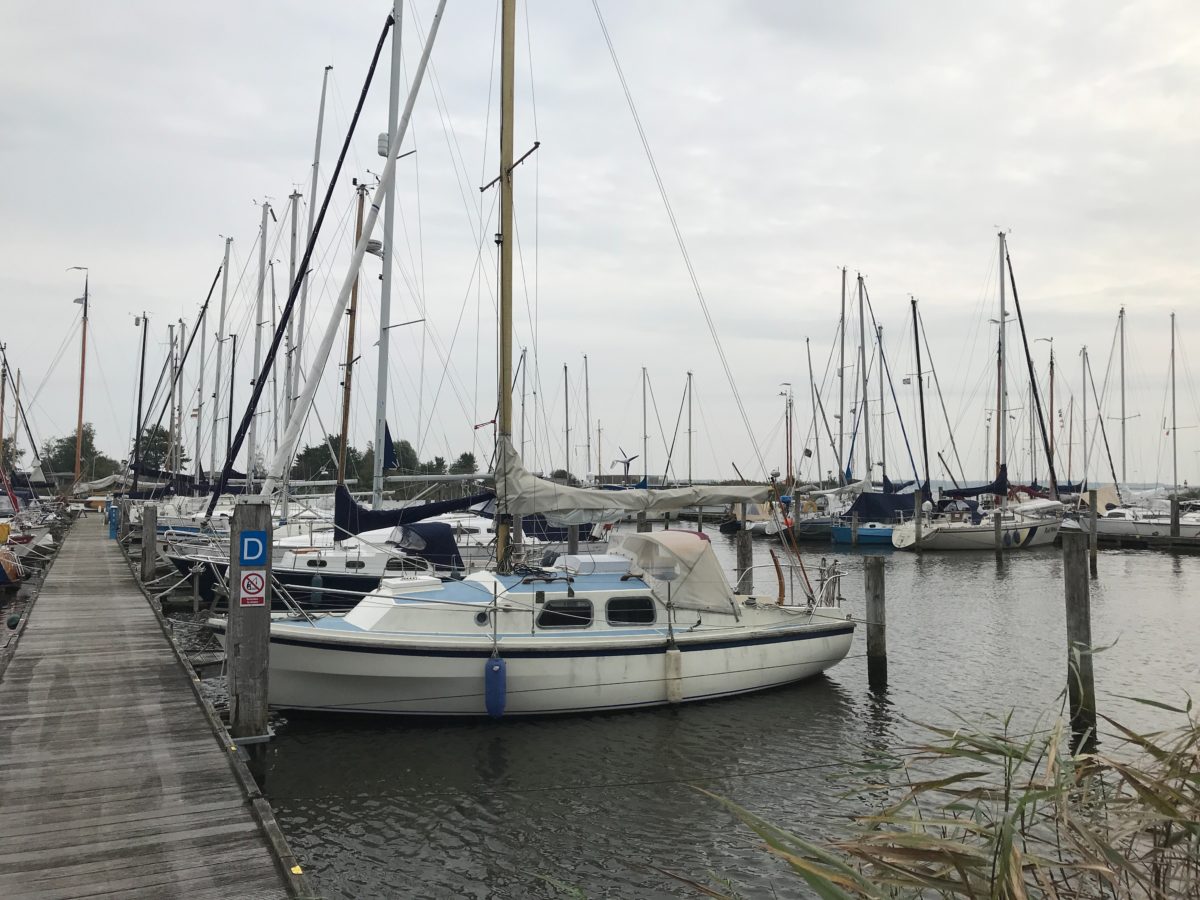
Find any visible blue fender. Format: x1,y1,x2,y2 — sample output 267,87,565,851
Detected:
484,657,507,718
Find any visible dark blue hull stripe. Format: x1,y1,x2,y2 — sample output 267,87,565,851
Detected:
252,623,855,659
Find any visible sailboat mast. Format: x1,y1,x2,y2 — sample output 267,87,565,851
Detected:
248,201,270,488
1067,395,1074,483
1119,306,1126,483
584,354,591,479
176,319,188,475
857,273,870,483
337,183,367,485
210,237,232,474
196,305,206,479
805,340,821,486
0,359,7,474
167,322,177,475
494,0,517,569
373,0,404,507
1171,312,1177,493
227,334,236,461
996,233,1007,491
1081,346,1089,486
286,194,300,427
519,348,527,457
838,267,846,485
563,364,570,477
686,370,693,485
269,261,279,455
1048,347,1055,470
877,325,885,482
73,272,89,484
296,65,333,398
912,298,930,487
132,313,148,491
642,366,648,485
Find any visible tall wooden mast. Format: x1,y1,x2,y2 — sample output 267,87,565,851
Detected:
494,0,517,569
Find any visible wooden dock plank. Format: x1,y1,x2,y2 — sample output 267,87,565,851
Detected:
0,516,295,899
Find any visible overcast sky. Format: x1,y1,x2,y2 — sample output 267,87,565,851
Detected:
3,1,1198,488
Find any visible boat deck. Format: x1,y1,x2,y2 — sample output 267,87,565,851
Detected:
0,515,306,899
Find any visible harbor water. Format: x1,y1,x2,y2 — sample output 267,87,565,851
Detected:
201,533,1200,898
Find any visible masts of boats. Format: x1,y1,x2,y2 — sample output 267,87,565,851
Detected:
132,312,149,492
210,237,232,477
247,201,271,490
67,266,89,488
837,267,847,486
372,1,402,509
857,273,871,485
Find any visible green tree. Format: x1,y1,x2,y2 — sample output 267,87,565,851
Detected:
290,435,340,482
394,439,419,474
1,436,25,469
41,423,120,483
418,456,447,475
449,452,478,475
133,424,185,471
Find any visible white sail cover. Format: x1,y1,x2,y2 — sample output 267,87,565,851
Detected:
495,437,770,525
613,531,738,613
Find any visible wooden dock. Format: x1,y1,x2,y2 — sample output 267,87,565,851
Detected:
0,514,309,899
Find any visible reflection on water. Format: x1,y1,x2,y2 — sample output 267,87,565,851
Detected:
253,532,1200,898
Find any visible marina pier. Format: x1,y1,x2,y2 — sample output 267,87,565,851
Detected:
0,515,310,899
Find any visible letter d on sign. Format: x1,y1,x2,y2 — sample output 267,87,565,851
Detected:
239,530,268,566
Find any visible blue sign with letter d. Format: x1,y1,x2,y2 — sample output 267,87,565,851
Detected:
239,530,268,566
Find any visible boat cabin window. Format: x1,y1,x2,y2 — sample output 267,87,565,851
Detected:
536,598,593,629
385,557,424,572
306,559,328,568
456,526,481,535
345,560,366,570
606,596,656,626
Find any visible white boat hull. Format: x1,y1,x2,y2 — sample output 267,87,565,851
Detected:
893,517,1060,551
217,621,854,716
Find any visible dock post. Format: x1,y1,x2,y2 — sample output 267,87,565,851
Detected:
228,498,273,781
735,503,753,593
851,513,859,547
566,524,580,555
118,498,131,544
191,568,201,614
697,509,704,533
864,556,886,689
1171,496,1181,538
663,512,670,530
636,511,651,533
140,505,158,582
993,511,1003,561
1061,533,1097,745
1088,489,1099,574
913,488,923,550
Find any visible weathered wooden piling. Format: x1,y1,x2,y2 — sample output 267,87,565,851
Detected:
662,512,670,530
1061,533,1097,740
566,524,580,555
636,511,651,533
735,503,753,593
913,488,923,549
850,512,859,547
1088,488,1099,574
140,504,157,581
864,555,887,689
993,511,1003,561
227,499,273,779
118,498,131,543
1171,496,1181,538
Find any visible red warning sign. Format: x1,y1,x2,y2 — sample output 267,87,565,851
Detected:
239,569,266,607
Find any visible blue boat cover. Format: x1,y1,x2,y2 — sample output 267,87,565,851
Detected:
334,483,495,538
943,464,1009,498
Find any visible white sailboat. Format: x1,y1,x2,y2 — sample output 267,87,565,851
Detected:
210,0,854,716
892,233,1061,551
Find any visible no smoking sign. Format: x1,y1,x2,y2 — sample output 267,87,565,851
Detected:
239,569,267,608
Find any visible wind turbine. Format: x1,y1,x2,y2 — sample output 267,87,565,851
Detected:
611,447,639,486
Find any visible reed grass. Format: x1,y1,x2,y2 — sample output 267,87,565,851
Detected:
695,697,1199,899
